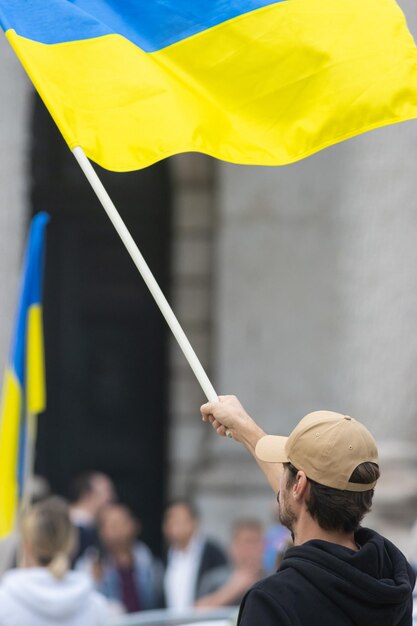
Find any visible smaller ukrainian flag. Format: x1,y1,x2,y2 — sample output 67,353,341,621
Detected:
0,212,49,538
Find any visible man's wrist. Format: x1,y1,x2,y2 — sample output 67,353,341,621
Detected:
240,420,266,453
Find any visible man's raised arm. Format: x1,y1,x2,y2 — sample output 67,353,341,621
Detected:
200,395,282,494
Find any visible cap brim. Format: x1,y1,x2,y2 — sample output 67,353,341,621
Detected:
255,435,289,463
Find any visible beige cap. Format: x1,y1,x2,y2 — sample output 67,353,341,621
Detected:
255,410,379,492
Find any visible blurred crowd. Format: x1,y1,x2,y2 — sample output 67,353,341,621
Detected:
0,471,292,625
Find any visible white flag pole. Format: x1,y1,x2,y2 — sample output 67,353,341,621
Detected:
21,411,38,510
72,146,218,404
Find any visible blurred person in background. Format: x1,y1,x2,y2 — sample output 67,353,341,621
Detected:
0,474,50,576
69,471,115,562
409,518,417,573
0,496,108,626
79,503,163,613
162,498,228,610
196,519,266,607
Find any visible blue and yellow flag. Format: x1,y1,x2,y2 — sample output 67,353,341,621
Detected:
0,212,49,538
1,0,417,171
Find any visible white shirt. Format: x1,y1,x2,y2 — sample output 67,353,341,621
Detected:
69,507,95,527
164,534,204,610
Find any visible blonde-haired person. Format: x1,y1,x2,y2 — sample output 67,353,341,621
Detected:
0,497,109,626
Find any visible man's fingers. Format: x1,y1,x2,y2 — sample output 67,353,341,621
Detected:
206,415,220,427
200,401,216,420
200,398,236,440
210,419,226,436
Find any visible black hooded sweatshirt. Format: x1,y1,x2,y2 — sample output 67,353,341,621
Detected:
238,528,415,626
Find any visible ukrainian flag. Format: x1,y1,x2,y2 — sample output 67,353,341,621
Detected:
1,0,417,171
0,212,49,538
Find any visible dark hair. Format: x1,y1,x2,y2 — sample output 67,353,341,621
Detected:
69,471,96,502
286,462,380,533
164,498,199,520
96,502,138,531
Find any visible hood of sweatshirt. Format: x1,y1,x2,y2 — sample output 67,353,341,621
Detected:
280,528,416,625
1,568,98,619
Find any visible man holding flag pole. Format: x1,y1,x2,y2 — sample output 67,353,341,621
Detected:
200,395,416,625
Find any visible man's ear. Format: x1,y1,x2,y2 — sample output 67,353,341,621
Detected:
292,470,309,500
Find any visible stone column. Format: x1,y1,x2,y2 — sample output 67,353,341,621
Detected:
167,154,217,498
0,37,31,374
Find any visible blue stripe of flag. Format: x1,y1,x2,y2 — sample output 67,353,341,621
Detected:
0,0,285,53
9,212,49,385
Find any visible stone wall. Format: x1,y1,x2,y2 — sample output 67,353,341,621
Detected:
0,36,31,375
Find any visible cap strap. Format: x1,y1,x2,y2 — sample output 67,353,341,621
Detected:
345,480,377,492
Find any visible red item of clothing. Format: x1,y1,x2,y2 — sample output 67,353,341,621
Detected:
117,566,141,613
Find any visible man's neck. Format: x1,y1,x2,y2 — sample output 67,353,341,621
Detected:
70,502,95,523
174,531,200,552
112,547,135,568
293,515,358,551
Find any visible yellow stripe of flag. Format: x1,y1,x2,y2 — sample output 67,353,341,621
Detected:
26,305,46,415
0,370,22,537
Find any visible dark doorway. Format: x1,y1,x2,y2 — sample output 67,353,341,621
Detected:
31,96,171,554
